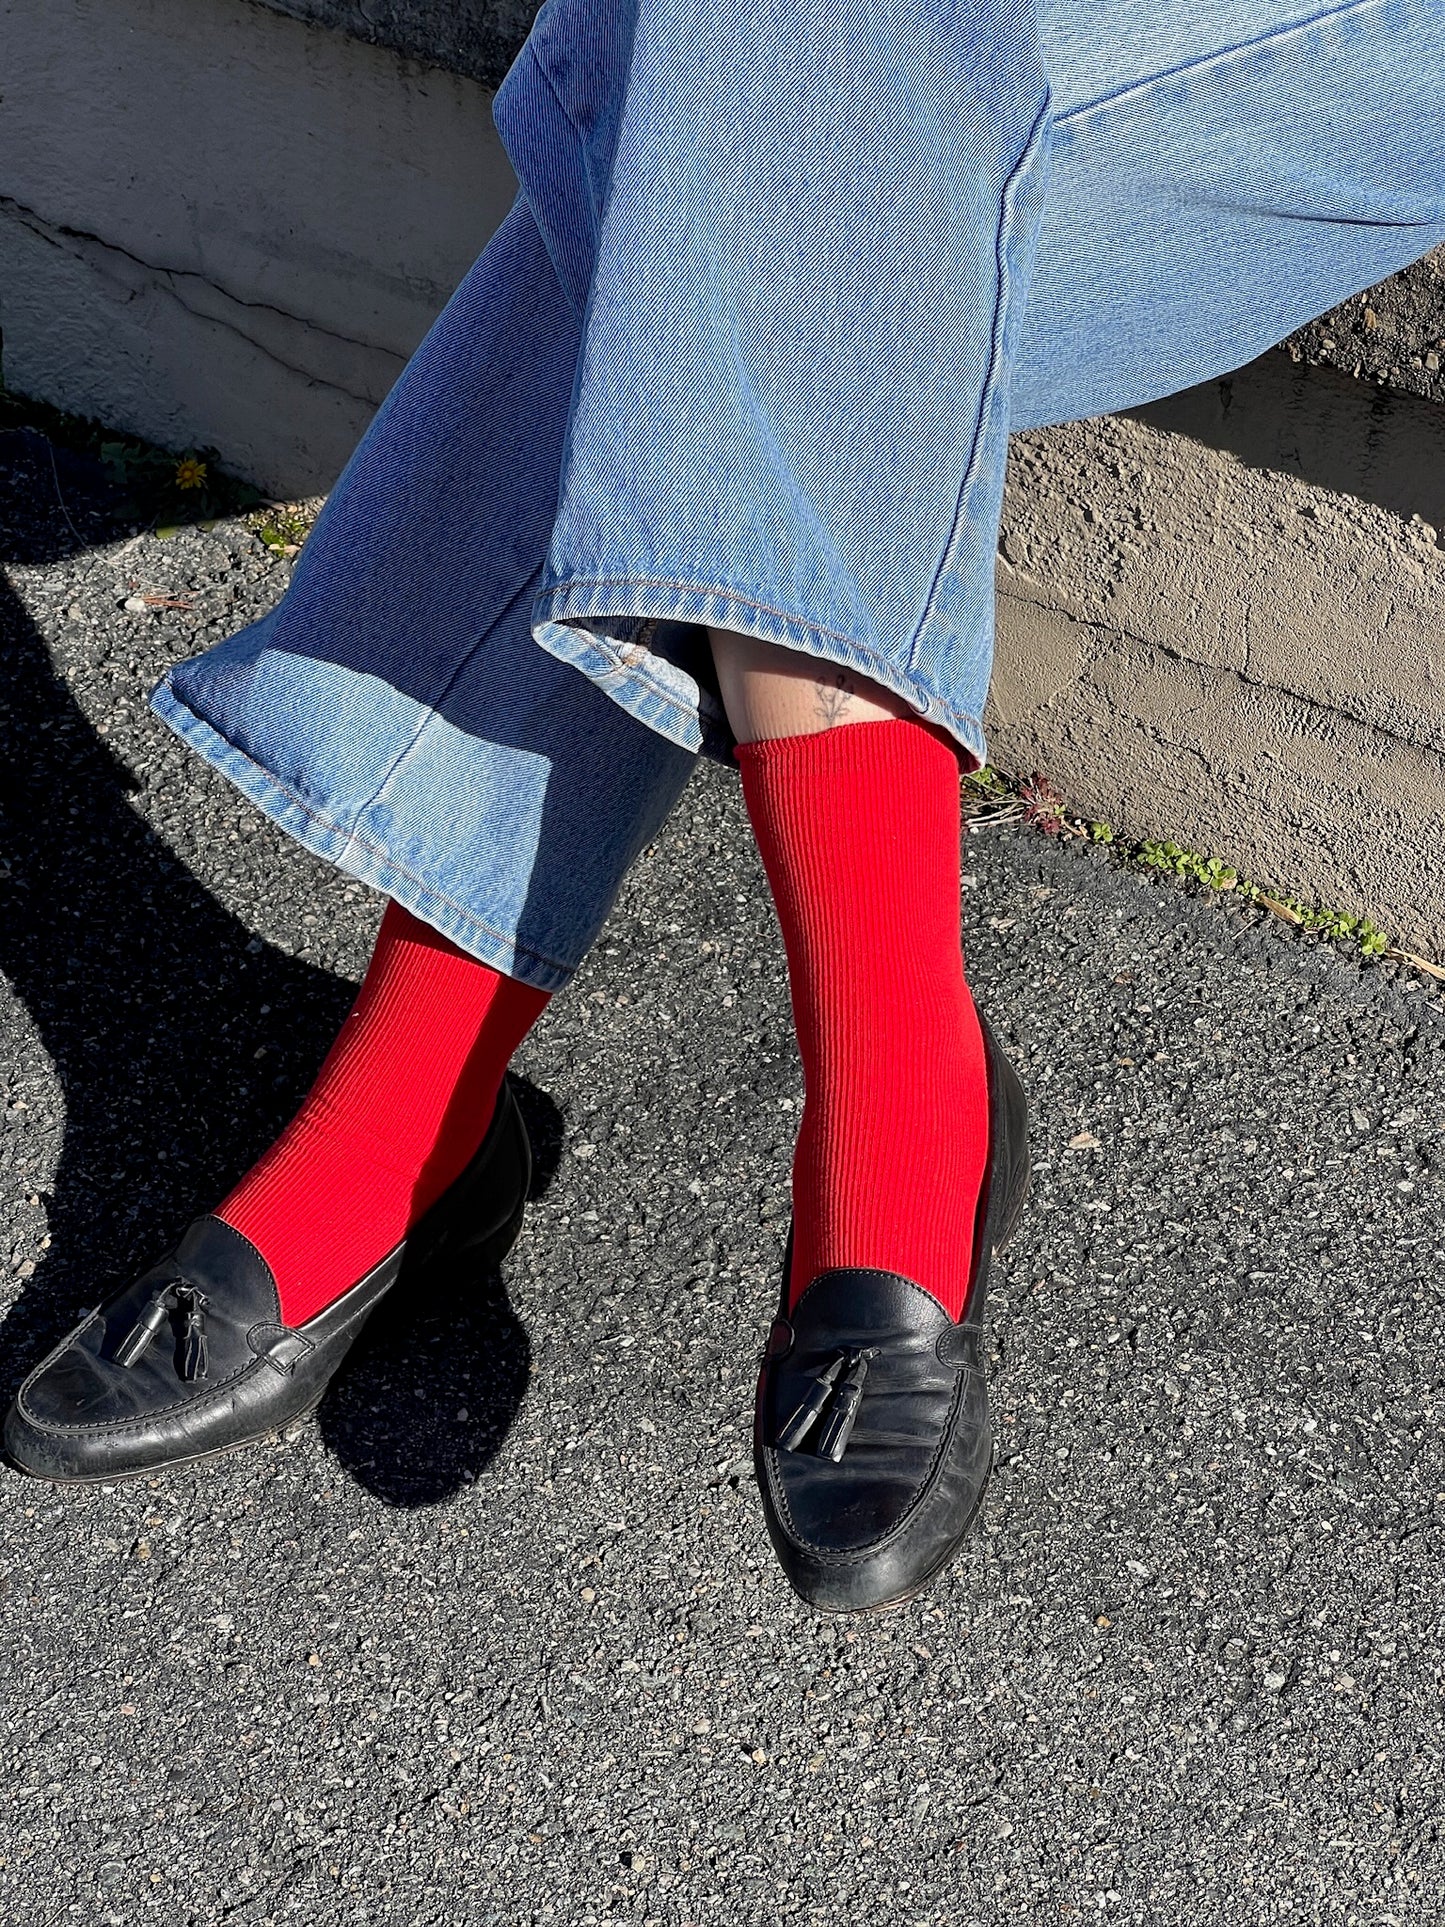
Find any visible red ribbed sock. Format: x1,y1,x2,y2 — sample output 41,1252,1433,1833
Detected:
219,902,548,1327
736,719,990,1319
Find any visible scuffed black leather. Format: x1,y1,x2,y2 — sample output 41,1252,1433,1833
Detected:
754,1016,1031,1612
4,1077,531,1483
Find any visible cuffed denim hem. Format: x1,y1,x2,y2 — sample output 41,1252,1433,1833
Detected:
150,677,582,993
532,578,990,772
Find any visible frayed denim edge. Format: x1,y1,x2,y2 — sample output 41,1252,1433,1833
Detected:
148,676,579,992
532,579,989,771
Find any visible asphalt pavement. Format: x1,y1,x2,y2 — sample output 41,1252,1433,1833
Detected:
1,427,1443,1925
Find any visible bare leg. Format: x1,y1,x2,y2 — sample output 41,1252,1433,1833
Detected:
707,626,922,744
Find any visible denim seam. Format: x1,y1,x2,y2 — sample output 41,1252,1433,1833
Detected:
539,579,990,749
1054,0,1392,126
607,656,698,728
153,678,577,978
544,574,861,648
542,622,706,728
909,85,1054,667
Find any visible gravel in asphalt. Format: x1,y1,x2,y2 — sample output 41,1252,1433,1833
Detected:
1,428,1443,1925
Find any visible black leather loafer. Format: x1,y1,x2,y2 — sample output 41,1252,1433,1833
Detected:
4,1078,531,1484
754,1018,1030,1613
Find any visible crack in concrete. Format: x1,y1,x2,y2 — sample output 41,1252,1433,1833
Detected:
1163,631,1442,764
1,194,395,410
999,579,1445,766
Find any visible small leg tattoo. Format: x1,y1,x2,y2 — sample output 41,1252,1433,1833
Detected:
813,669,859,727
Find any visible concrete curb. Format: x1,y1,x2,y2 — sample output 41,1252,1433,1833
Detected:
987,354,1445,961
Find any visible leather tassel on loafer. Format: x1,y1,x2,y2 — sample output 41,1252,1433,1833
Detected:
4,1078,531,1485
753,1016,1031,1613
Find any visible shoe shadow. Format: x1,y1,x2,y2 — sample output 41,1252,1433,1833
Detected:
0,431,561,1503
315,1075,562,1508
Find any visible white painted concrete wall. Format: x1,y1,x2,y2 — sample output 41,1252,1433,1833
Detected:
0,0,515,493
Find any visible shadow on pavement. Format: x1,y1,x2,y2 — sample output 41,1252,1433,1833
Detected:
316,1073,562,1508
0,429,560,1505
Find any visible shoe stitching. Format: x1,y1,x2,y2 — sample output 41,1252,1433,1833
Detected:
16,1344,279,1435
789,1266,960,1322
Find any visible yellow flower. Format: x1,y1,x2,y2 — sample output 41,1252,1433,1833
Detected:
174,457,208,491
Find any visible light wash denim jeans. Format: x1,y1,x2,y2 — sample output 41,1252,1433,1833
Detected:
153,0,1445,991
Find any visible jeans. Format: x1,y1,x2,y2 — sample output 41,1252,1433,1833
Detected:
152,0,1445,991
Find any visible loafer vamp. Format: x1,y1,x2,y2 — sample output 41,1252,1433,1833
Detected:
8,1218,296,1476
764,1336,964,1554
758,1269,991,1580
17,1312,273,1432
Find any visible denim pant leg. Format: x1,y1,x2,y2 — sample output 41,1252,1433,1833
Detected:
1014,0,1445,429
152,195,696,992
497,0,1445,764
156,0,1445,991
495,0,1053,766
